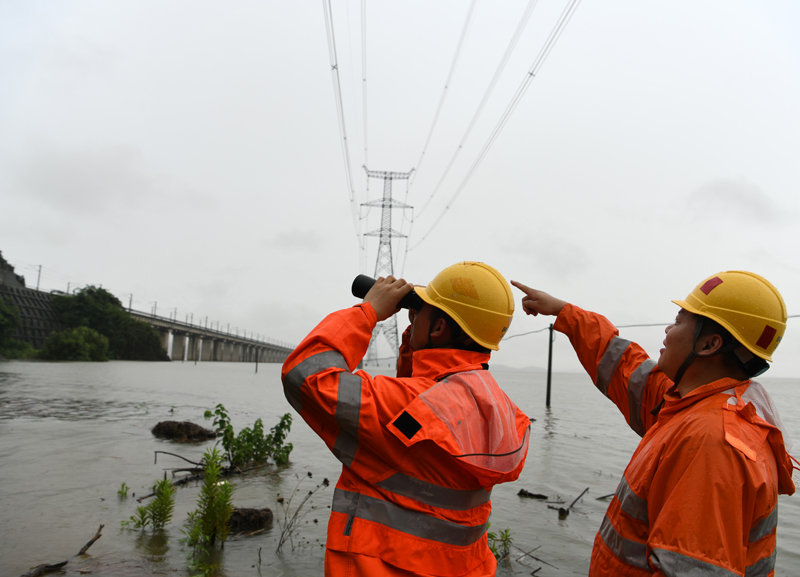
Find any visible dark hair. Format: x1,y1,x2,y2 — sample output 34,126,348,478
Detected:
697,315,756,375
697,316,736,347
430,307,491,354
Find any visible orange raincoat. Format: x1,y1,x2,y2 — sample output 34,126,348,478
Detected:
282,303,530,576
555,304,795,576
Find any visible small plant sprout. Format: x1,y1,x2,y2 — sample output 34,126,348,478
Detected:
121,478,176,530
487,524,514,563
181,447,235,575
118,482,130,498
204,410,213,419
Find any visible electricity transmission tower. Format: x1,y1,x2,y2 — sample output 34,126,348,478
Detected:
362,167,414,366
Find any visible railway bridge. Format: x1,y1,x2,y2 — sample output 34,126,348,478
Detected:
129,311,294,363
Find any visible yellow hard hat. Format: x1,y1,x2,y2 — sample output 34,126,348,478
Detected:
673,271,787,362
414,261,514,350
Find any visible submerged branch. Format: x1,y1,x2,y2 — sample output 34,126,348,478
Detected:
19,524,104,577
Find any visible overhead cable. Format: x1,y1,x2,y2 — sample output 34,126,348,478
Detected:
407,0,480,196
410,0,583,250
416,0,541,219
362,0,369,171
323,0,362,248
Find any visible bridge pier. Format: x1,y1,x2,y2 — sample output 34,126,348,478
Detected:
186,335,197,361
171,333,187,361
160,329,171,358
201,338,213,361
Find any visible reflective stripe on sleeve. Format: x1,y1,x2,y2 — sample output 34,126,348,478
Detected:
749,506,778,543
332,488,488,546
628,359,656,437
599,515,649,570
283,350,349,412
376,472,491,511
616,476,648,523
332,372,362,467
745,550,776,577
597,337,631,397
650,548,740,576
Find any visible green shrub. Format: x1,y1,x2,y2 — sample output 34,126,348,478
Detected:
213,404,293,468
0,295,20,343
0,338,36,359
39,326,109,361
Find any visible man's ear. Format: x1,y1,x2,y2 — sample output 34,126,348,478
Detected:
429,317,449,339
697,333,724,356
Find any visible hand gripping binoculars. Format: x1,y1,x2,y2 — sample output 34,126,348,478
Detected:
351,275,424,311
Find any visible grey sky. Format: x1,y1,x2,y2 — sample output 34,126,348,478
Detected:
2,0,798,378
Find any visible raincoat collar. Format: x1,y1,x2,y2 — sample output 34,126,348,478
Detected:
662,377,743,413
410,348,490,382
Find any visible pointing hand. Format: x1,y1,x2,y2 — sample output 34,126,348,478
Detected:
510,280,567,317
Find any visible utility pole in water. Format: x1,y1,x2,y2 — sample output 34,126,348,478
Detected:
361,167,414,367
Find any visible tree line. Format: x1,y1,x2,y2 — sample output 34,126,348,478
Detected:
0,285,168,362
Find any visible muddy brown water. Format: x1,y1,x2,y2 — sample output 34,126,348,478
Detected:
1,361,798,576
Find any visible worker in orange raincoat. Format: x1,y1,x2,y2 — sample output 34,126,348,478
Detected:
282,262,531,576
511,271,796,576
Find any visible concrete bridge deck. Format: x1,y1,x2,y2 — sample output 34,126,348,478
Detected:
130,310,294,363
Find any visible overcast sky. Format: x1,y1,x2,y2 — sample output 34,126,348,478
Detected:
2,0,799,378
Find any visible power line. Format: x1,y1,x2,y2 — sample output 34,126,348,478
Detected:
409,0,583,250
323,0,362,249
414,0,541,220
505,316,800,342
407,0,479,194
503,326,551,340
361,0,369,171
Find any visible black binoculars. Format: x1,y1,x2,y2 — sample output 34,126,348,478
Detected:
351,275,424,311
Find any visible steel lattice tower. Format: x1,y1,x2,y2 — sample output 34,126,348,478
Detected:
362,167,414,366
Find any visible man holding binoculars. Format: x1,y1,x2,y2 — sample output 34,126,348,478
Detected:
282,261,530,576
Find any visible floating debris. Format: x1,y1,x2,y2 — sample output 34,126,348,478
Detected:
517,489,548,500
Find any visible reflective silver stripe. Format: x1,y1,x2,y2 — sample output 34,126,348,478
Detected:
650,548,739,576
617,476,648,523
749,506,778,543
376,472,491,511
745,550,776,577
628,359,657,437
332,488,487,546
597,337,631,396
599,515,649,570
332,372,362,467
283,350,349,412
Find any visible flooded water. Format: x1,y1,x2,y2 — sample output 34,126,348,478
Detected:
1,360,798,576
